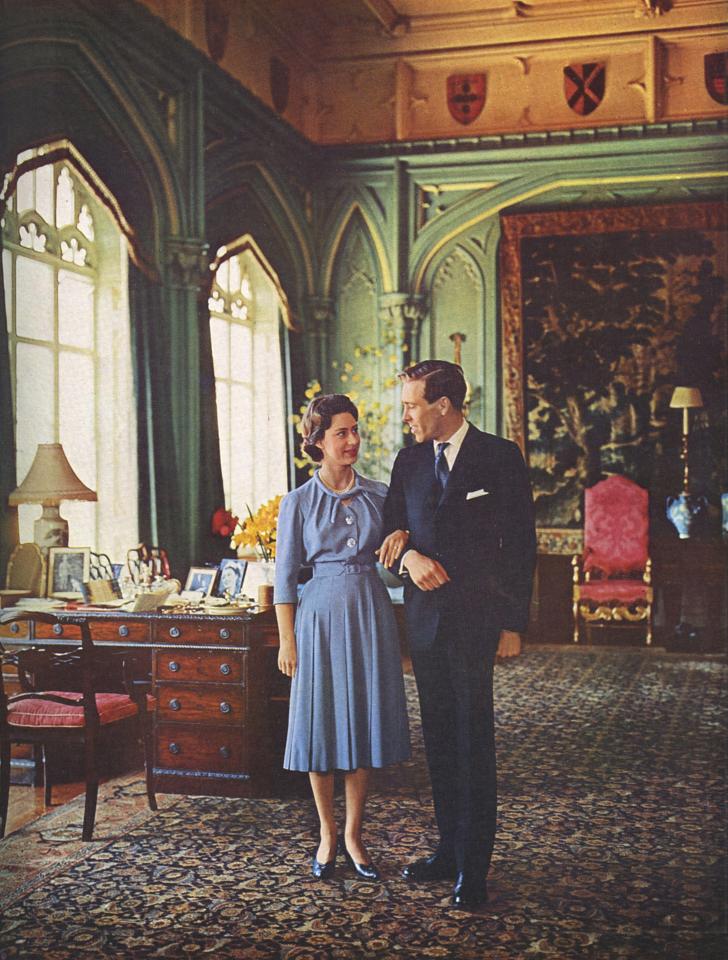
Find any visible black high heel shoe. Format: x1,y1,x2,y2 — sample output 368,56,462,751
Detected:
311,842,337,880
341,841,381,881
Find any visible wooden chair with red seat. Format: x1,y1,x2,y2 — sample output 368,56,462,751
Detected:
0,610,157,840
571,475,653,645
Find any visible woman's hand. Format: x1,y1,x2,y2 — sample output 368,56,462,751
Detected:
278,636,297,677
376,529,410,569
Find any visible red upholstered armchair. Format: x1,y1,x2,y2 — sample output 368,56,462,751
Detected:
0,610,157,840
571,475,653,645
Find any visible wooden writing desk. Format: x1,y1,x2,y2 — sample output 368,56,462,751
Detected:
0,607,288,798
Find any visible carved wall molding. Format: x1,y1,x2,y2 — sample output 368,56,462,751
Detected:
432,247,479,289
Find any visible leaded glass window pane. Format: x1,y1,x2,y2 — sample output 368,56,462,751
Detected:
15,342,54,472
59,350,95,480
16,258,54,340
35,164,54,226
58,270,94,348
2,249,11,331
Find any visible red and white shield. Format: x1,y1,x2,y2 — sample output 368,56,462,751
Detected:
705,53,728,105
447,74,486,125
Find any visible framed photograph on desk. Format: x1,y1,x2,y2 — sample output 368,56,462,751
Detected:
184,566,217,597
47,547,90,598
215,558,248,598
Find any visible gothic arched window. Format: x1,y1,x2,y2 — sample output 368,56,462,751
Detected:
2,144,138,561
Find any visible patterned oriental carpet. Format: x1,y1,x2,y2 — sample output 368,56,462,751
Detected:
0,647,725,960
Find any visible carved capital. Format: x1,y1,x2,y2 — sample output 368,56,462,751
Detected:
165,238,210,290
305,296,334,336
378,293,426,361
378,293,425,330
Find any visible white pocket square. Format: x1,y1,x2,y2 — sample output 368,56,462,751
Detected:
466,488,490,500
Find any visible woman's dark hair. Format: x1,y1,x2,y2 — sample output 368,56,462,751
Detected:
301,394,359,462
399,359,467,411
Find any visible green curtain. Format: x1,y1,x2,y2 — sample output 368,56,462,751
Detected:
128,264,229,576
0,242,19,582
197,292,230,565
128,263,183,575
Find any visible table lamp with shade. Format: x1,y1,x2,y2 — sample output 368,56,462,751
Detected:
8,443,97,551
666,386,706,539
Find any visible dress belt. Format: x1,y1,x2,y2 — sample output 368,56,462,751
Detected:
311,560,376,577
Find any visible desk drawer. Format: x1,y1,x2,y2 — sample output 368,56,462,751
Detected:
154,650,246,684
155,723,248,773
88,620,150,642
152,620,245,645
0,621,30,641
155,684,245,723
33,621,84,640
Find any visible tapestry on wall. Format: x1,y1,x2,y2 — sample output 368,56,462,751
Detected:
501,202,727,544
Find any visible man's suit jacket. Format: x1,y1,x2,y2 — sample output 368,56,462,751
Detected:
383,423,536,652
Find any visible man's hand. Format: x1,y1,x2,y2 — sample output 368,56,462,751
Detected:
376,529,410,569
278,637,297,677
496,630,522,659
402,550,451,591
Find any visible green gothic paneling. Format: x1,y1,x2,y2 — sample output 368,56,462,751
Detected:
2,0,727,579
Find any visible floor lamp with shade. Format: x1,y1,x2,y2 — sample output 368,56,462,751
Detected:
8,443,97,552
665,386,706,539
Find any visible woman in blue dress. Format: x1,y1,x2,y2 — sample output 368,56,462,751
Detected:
274,394,411,881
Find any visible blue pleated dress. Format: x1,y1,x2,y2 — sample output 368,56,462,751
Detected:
274,471,411,773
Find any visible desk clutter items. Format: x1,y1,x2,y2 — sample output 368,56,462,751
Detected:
81,578,124,605
14,597,66,611
0,542,45,607
127,583,178,612
0,590,32,609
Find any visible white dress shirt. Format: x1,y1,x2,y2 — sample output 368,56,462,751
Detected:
434,418,470,471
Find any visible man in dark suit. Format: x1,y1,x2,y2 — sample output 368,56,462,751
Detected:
381,360,536,909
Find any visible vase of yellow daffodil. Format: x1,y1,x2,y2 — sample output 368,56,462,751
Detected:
211,496,282,605
211,495,283,568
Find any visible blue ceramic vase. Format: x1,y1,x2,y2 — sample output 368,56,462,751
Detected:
666,493,707,539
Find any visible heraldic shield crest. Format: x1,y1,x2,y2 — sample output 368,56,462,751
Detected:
704,53,728,105
447,74,486,125
564,62,606,116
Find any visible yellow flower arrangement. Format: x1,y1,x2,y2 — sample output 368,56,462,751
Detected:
230,494,283,562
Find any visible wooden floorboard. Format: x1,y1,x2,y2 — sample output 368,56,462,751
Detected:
5,779,93,837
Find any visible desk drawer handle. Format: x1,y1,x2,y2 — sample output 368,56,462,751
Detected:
219,628,230,640
169,698,182,711
53,624,63,636
219,663,231,676
10,623,19,634
219,701,232,715
118,625,129,638
168,661,180,673
169,626,181,639
219,746,231,759
168,742,181,755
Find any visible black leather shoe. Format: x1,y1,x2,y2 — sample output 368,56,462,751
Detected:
311,845,337,880
342,844,381,881
451,872,488,909
402,852,457,883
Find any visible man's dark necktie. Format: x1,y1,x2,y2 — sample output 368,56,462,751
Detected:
435,441,450,494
